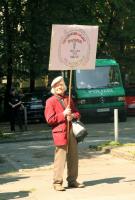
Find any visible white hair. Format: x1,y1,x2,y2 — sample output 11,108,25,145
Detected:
51,81,67,94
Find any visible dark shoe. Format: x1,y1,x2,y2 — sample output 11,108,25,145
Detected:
68,182,85,188
53,184,66,191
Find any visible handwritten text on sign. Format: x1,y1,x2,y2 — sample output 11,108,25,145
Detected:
49,25,98,70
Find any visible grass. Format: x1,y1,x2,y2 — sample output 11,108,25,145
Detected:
89,141,135,159
0,130,3,137
99,140,122,148
0,130,15,139
89,140,135,152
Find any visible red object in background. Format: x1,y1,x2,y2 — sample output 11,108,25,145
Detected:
125,86,135,115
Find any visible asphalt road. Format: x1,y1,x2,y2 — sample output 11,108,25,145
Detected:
85,116,135,144
0,116,135,173
0,117,135,200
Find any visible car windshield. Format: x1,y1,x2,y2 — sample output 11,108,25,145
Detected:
76,66,122,89
22,93,42,102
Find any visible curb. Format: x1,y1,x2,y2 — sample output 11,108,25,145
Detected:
0,136,52,143
111,147,135,161
0,131,52,143
89,145,135,161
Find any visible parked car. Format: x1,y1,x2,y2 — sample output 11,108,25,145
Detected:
21,93,45,123
125,86,135,116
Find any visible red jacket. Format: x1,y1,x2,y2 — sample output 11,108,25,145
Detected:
44,95,80,146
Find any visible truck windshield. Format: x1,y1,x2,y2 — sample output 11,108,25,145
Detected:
76,66,121,89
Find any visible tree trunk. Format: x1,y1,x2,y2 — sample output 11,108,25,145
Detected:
3,1,13,117
29,64,35,93
30,78,35,93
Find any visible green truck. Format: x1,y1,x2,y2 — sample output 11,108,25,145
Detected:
67,59,127,122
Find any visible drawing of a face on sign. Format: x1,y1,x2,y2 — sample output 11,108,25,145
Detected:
58,29,90,67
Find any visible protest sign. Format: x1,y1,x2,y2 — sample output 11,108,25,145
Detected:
49,24,98,70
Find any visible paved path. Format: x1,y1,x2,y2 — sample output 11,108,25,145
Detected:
0,117,135,199
0,140,135,200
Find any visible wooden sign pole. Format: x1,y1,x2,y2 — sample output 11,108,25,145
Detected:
67,69,73,152
68,69,73,105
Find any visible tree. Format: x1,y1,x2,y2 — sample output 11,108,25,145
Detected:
0,0,134,117
0,0,27,113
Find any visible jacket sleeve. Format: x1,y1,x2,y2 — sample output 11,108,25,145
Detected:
44,98,66,126
70,98,81,120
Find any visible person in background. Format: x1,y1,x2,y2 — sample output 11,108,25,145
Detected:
8,88,24,132
44,76,85,191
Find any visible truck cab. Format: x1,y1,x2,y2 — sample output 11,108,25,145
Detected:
69,59,127,122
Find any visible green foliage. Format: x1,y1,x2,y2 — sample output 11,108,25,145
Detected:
0,131,15,139
0,130,3,137
89,140,122,151
0,0,135,90
99,140,122,147
89,141,135,153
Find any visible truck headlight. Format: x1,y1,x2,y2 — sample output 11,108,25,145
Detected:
118,96,125,101
77,99,86,104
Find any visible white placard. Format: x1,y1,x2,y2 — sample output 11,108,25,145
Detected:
49,24,98,70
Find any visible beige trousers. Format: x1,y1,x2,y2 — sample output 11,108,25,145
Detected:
53,129,78,185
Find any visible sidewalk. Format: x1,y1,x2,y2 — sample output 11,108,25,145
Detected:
0,121,135,161
0,141,135,200
0,121,135,199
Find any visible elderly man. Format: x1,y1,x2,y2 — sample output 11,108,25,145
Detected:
44,76,84,191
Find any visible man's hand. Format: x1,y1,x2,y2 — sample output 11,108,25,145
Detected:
67,113,75,121
67,114,74,121
63,105,71,117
